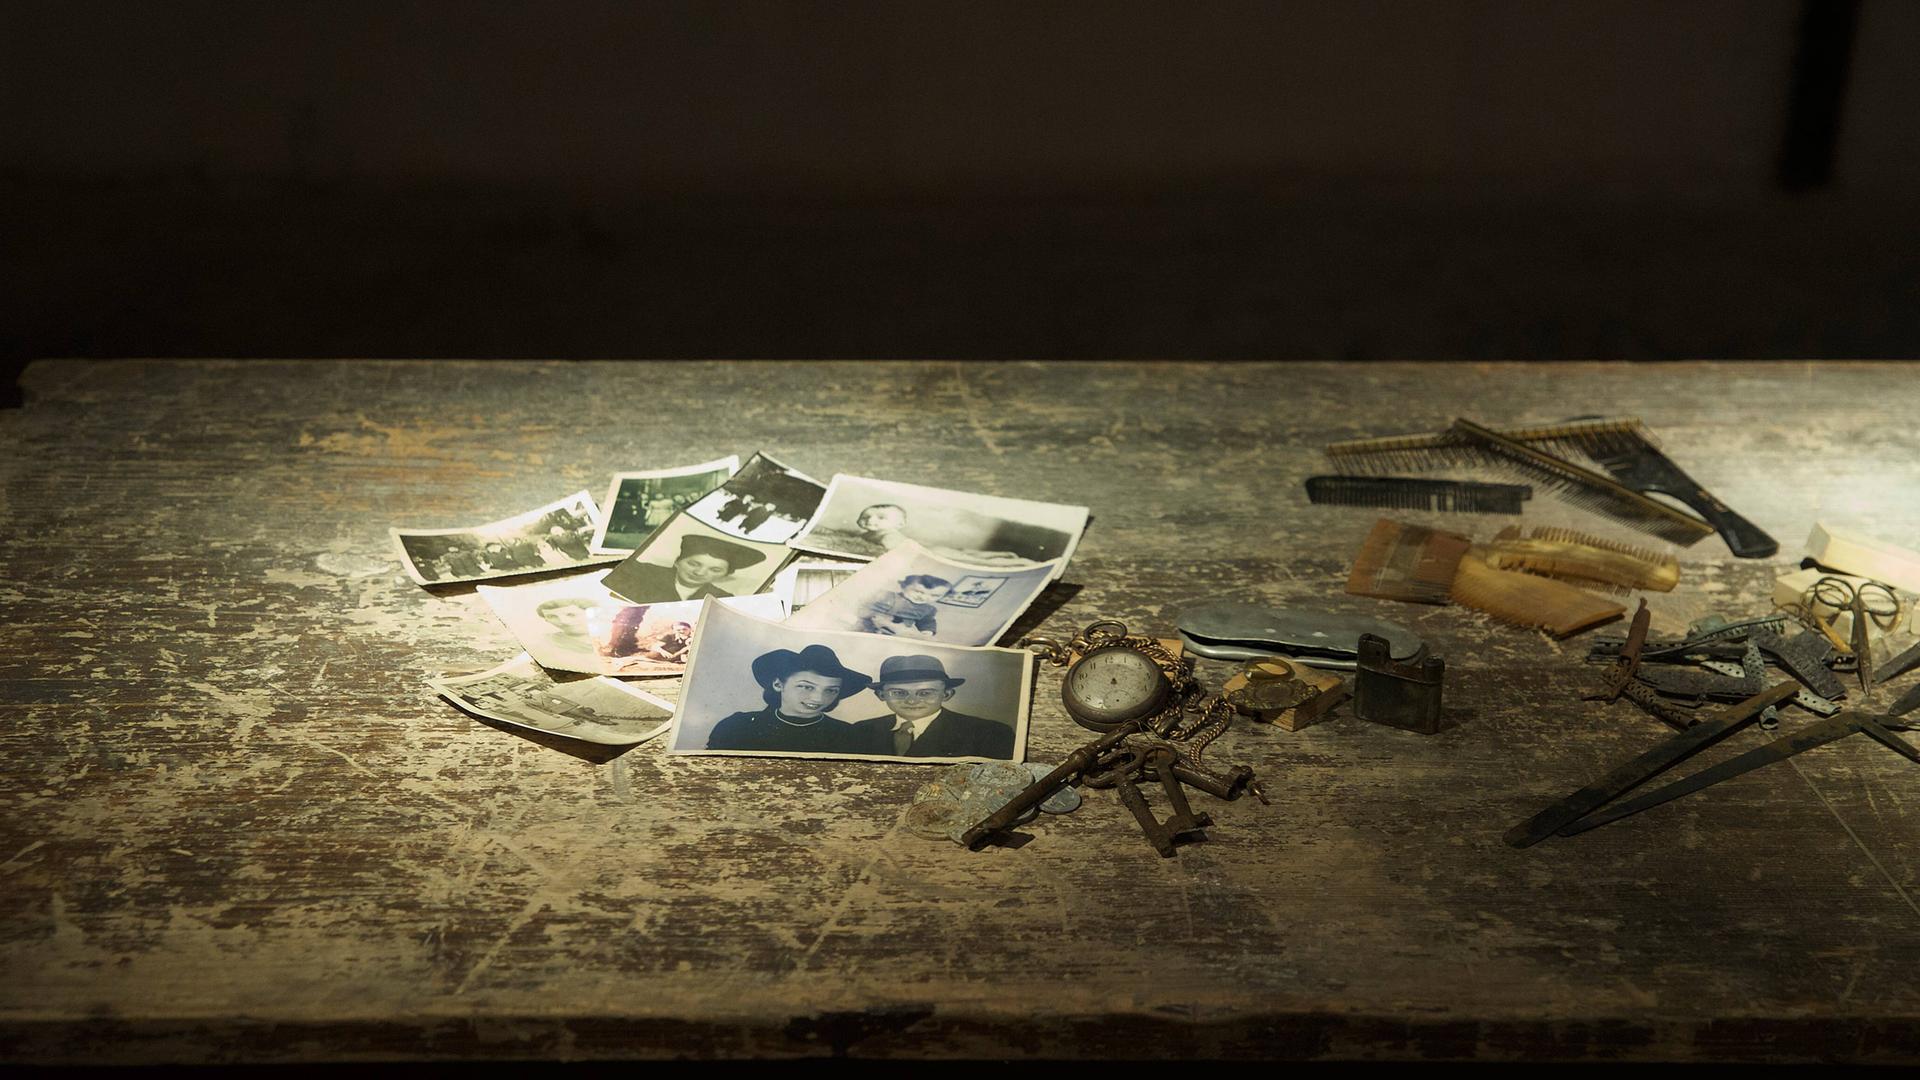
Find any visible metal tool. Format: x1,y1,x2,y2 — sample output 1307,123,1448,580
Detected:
1177,601,1426,670
1352,634,1445,734
960,722,1140,849
1505,682,1800,848
1880,639,1920,687
1585,599,1650,703
1751,629,1848,701
1558,713,1920,836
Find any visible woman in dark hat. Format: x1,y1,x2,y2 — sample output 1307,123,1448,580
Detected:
705,644,875,753
605,530,768,603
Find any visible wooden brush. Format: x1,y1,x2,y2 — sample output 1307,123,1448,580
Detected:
1447,419,1715,546
1305,475,1531,514
1482,525,1681,592
1346,519,1472,604
1450,549,1626,637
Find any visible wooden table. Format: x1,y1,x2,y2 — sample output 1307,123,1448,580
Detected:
4,360,1919,1064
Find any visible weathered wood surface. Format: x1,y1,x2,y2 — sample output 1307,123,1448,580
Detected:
3,359,1919,1064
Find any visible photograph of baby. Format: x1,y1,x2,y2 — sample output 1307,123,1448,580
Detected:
788,475,1089,580
684,452,827,543
600,512,793,604
666,601,1032,762
430,653,675,746
770,559,863,614
590,455,739,554
785,540,1059,647
477,569,786,676
392,490,616,586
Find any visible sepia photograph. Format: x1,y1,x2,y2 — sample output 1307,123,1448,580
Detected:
770,558,863,614
590,455,740,554
684,451,827,543
391,490,615,586
600,512,793,604
788,475,1089,578
785,539,1058,647
666,601,1031,762
430,653,675,746
476,569,785,676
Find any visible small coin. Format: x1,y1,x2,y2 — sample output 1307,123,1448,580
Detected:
902,792,968,840
1038,785,1082,814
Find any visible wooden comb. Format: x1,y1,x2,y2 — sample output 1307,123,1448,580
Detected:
1325,416,1652,475
1450,549,1626,637
1346,519,1472,604
1482,525,1680,593
1447,419,1715,546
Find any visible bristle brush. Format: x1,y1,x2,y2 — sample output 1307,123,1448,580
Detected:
1346,519,1472,604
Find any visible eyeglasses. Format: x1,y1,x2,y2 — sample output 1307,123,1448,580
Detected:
880,688,946,701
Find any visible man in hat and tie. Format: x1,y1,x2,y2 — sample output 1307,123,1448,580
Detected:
605,530,769,603
705,644,874,753
856,654,1014,759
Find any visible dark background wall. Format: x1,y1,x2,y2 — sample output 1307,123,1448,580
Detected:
4,0,1918,363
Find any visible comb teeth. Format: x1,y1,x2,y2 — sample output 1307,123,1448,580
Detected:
1346,519,1472,604
1305,476,1532,515
1447,420,1714,546
1450,551,1627,637
1324,417,1652,476
1484,525,1681,592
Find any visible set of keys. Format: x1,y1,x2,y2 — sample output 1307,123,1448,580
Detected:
957,718,1264,857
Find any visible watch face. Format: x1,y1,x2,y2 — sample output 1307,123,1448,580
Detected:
1063,645,1170,728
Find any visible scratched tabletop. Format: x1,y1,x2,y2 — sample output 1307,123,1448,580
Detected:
4,360,1920,1064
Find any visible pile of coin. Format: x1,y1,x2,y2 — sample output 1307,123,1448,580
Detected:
903,761,1082,843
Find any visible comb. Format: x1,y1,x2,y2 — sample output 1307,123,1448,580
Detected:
1446,419,1715,546
1345,519,1472,604
1326,417,1651,475
1304,476,1531,514
1326,416,1775,558
1450,550,1627,637
1482,525,1681,593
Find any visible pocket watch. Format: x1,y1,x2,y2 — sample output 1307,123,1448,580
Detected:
1024,620,1195,733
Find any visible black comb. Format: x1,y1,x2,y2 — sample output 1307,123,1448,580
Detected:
1304,476,1532,514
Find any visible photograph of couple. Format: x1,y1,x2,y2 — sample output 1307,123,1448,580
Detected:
668,604,1031,762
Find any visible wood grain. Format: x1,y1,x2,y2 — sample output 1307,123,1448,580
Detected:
3,359,1919,1063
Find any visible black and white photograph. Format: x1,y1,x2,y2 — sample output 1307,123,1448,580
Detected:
785,539,1059,647
665,601,1032,762
600,512,793,604
770,558,863,614
430,653,675,746
684,451,827,543
589,455,740,554
476,569,785,676
391,490,615,586
788,474,1089,579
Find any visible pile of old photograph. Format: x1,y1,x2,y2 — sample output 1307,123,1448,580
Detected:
393,453,1091,763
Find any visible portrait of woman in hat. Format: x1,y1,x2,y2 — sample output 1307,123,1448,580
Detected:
607,528,770,603
704,644,876,753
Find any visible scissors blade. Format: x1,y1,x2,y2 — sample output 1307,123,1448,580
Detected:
1504,681,1799,849
1558,714,1864,837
